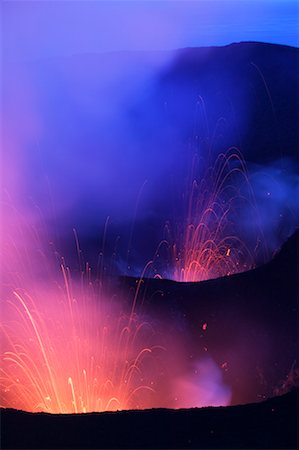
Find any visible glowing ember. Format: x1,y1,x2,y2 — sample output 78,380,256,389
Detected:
202,322,208,331
165,148,263,282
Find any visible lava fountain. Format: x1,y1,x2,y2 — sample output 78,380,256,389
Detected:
0,269,163,413
0,202,163,413
164,147,264,282
0,198,232,413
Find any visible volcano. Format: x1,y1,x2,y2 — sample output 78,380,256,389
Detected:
1,40,298,449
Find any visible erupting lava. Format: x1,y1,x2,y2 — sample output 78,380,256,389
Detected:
166,148,263,282
1,270,162,413
0,201,232,413
0,204,163,413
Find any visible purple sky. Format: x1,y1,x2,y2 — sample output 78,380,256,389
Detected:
2,1,298,62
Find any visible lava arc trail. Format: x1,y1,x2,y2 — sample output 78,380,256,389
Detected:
164,148,264,282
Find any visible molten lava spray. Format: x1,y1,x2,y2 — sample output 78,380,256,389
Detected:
167,148,263,282
1,271,163,413
0,200,231,413
0,201,163,413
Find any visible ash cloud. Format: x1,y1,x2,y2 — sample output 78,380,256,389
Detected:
246,158,299,256
1,43,298,273
172,357,232,408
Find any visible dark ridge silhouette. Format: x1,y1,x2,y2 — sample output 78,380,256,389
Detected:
128,41,299,167
1,388,298,449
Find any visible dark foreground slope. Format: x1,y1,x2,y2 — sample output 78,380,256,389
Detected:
1,388,298,449
120,230,298,405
